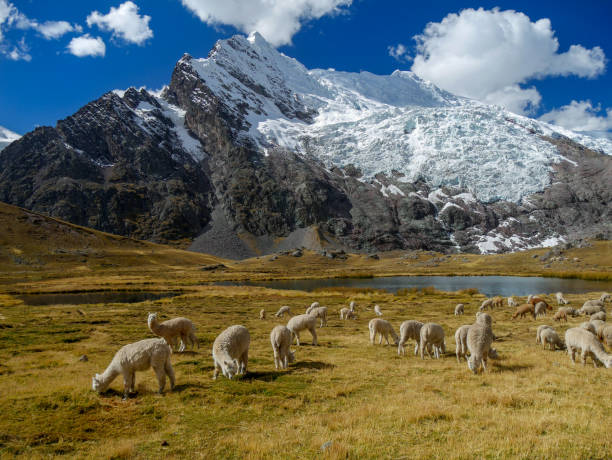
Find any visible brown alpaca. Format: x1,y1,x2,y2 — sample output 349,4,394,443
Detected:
529,297,551,310
492,296,504,308
553,310,568,322
512,303,535,320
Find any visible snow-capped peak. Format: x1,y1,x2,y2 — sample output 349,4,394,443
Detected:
0,126,20,151
183,33,611,203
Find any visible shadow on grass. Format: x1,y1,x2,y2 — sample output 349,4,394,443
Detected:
493,362,534,372
241,370,287,382
291,360,334,370
172,383,204,393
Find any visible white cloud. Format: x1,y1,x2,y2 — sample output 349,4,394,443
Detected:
410,8,607,115
388,43,408,62
180,0,352,47
36,20,79,40
67,34,106,57
1,0,81,60
539,100,612,134
87,1,153,45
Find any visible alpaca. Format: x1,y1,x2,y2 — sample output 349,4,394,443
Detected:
92,338,174,399
147,312,198,352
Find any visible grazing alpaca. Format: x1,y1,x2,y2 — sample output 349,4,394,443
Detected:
92,338,175,399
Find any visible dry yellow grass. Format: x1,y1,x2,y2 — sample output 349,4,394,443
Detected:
1,284,612,459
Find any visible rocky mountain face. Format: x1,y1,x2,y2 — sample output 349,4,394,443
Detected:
1,33,610,258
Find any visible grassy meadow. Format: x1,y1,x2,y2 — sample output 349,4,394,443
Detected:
0,202,611,459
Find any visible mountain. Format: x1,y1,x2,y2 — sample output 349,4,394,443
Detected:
0,126,20,152
1,33,611,258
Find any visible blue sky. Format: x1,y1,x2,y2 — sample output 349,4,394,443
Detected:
1,0,611,136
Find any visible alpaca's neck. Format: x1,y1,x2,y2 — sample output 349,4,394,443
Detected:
593,346,612,364
98,363,121,391
148,318,162,334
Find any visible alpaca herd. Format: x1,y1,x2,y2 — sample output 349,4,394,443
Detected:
92,291,612,398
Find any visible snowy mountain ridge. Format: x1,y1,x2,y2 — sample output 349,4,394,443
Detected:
0,126,20,152
183,32,611,203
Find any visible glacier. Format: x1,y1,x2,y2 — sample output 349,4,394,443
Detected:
183,32,611,203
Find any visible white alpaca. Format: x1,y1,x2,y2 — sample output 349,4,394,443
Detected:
397,320,423,356
369,318,399,346
536,325,554,344
306,301,320,313
456,324,498,362
92,338,174,399
534,302,548,318
309,306,328,327
275,306,292,318
454,304,464,316
556,292,569,305
467,313,494,374
419,323,445,359
212,325,250,380
507,297,518,308
565,327,612,368
259,309,266,320
287,314,318,346
374,305,383,316
479,299,493,311
339,307,356,320
454,325,471,362
579,300,605,316
270,325,295,370
540,328,564,350
600,293,611,303
147,312,198,352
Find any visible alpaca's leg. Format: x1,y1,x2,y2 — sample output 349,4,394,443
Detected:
414,341,419,356
178,333,187,352
569,347,576,363
369,328,374,344
130,371,136,393
213,360,221,380
295,332,300,346
154,364,166,394
123,371,133,399
165,358,175,390
580,350,587,366
310,327,318,346
240,349,248,374
482,356,488,372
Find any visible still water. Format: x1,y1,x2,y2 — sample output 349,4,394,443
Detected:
222,276,611,298
17,291,181,306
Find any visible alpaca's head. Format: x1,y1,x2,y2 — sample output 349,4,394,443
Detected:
222,360,239,379
288,350,296,364
488,348,499,359
92,374,103,393
147,312,158,325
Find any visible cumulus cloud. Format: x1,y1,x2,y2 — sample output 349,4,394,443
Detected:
87,1,153,45
36,20,80,40
388,43,408,62
67,34,106,57
1,0,81,60
180,0,352,47
410,8,607,115
539,100,612,134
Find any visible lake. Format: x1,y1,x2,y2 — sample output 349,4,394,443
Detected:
219,276,611,298
17,291,182,306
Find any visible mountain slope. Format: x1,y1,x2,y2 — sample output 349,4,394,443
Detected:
1,33,610,256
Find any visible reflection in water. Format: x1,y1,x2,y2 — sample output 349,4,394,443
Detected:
17,291,181,306
220,276,611,298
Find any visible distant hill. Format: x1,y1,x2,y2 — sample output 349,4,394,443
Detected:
0,201,223,273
